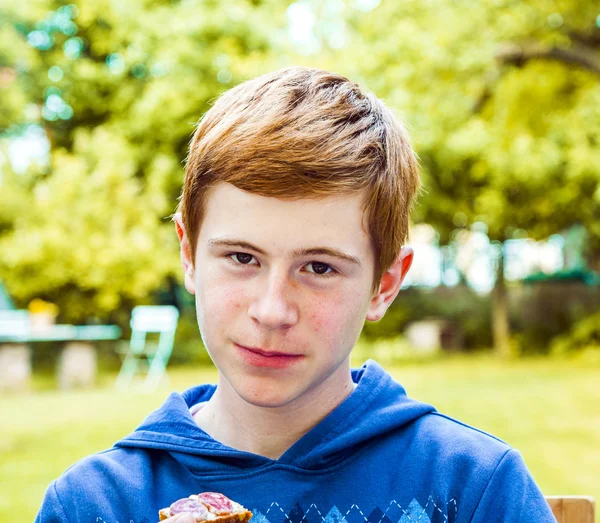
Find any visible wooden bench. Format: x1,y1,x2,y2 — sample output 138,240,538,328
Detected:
546,496,595,523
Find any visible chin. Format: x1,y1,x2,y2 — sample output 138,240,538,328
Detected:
234,382,303,409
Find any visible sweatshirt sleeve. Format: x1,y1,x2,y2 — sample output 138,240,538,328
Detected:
35,481,71,523
470,449,557,523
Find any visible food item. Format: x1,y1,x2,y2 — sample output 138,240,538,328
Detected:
159,492,252,523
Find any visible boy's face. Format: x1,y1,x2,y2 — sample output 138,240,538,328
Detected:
176,182,412,409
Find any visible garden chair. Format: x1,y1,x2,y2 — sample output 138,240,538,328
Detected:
0,309,29,337
115,305,179,391
545,496,595,523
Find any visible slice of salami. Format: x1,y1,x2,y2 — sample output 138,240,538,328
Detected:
197,492,234,514
170,498,209,520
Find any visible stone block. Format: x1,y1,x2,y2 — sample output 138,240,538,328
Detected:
0,344,32,391
57,342,97,389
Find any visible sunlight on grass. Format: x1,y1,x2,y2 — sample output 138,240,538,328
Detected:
1,356,598,522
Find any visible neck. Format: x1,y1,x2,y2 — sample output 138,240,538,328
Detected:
193,365,355,460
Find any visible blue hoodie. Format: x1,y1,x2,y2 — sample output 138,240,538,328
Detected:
36,360,556,523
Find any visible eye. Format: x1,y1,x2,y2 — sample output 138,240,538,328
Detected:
229,253,257,265
305,262,336,278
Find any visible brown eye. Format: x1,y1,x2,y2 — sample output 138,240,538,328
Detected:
233,253,254,264
307,262,336,277
311,262,330,274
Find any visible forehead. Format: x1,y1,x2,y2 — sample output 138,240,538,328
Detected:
198,182,373,260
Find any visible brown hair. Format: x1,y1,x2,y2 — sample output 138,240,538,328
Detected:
178,66,420,294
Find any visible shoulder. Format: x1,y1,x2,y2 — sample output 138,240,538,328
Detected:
383,412,555,520
51,445,157,508
402,411,516,475
40,446,162,521
365,408,517,487
55,445,155,494
416,411,511,454
37,447,132,522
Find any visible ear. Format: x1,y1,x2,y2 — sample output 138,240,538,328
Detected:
173,212,196,295
366,247,413,322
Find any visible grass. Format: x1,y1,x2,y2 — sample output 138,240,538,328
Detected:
1,353,599,522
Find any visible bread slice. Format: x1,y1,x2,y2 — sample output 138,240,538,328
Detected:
159,492,253,523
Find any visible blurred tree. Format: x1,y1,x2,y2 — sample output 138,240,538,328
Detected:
322,0,600,356
0,0,289,323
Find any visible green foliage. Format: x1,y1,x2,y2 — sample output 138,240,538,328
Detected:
511,280,600,354
362,285,493,349
361,281,600,356
0,0,289,323
324,1,600,249
551,309,600,354
0,130,181,321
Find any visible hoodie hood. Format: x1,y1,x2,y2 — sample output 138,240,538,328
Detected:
116,360,436,471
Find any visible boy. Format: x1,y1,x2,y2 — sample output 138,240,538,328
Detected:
36,67,556,522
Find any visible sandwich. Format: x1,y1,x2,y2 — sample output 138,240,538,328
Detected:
159,491,253,523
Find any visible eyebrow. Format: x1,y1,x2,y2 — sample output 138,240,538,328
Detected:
207,238,362,267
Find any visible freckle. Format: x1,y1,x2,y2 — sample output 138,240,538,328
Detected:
310,312,324,330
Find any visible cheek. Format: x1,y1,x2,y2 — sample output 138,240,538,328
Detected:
196,273,246,330
204,284,244,314
307,289,366,336
306,291,343,332
308,308,327,332
221,288,243,310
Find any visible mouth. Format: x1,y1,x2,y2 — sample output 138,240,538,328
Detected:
235,343,304,369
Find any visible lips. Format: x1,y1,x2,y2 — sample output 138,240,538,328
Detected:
240,345,295,357
235,343,304,369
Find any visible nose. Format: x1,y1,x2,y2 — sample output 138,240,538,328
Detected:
247,269,299,330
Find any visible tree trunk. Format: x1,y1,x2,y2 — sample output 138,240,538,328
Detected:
492,244,511,357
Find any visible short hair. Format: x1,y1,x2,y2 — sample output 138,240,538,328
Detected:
178,66,420,294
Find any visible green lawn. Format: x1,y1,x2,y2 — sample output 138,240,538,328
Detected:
1,354,599,522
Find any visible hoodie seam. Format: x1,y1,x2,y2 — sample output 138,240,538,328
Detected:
117,435,376,475
52,480,73,523
116,438,260,457
468,448,514,522
119,432,226,449
184,421,424,479
186,438,377,478
429,412,511,447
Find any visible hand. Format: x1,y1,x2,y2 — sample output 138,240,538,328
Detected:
158,513,196,523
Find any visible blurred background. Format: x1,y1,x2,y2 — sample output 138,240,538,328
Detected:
0,0,599,521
